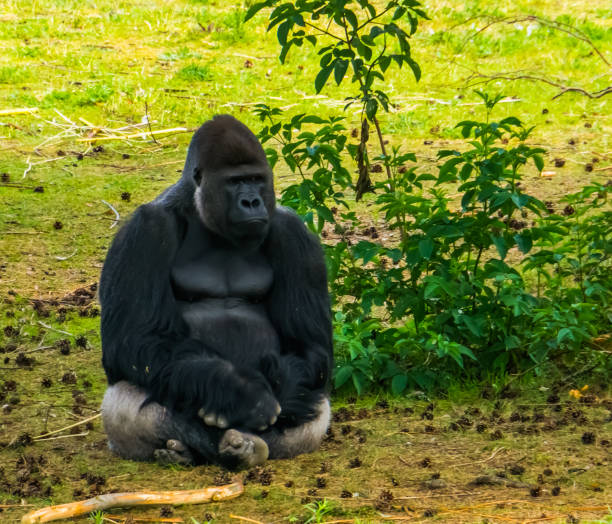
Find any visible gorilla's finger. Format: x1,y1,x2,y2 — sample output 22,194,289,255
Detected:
274,402,281,416
257,424,268,432
197,408,206,419
216,415,228,428
269,415,277,426
204,413,217,426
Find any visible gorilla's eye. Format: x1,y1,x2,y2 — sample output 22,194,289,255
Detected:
229,175,263,185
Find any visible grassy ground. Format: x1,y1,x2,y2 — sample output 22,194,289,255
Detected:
0,0,611,522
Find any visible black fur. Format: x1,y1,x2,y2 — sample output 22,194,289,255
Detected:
100,115,332,461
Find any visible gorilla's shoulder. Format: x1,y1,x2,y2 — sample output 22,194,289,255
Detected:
266,206,326,277
109,202,184,256
122,202,181,236
270,206,314,237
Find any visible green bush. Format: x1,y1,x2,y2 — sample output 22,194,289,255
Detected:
247,2,611,394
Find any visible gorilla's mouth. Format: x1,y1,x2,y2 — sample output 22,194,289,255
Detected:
236,218,268,227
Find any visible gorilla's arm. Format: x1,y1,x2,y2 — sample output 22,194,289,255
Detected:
100,204,278,430
263,208,333,426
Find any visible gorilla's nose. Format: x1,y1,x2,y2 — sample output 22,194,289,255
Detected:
240,197,262,209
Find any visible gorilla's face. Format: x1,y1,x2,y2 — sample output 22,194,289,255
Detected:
194,162,275,249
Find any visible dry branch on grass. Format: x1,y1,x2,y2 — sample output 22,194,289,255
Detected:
76,127,191,143
0,107,39,116
21,482,244,524
27,109,190,150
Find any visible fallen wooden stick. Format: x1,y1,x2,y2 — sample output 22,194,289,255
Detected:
76,127,190,142
0,107,39,116
21,482,243,524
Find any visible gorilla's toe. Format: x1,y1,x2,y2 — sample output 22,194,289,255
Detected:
154,439,195,465
219,429,268,469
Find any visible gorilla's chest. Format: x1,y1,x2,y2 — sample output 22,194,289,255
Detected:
171,222,273,301
169,222,278,359
172,250,273,300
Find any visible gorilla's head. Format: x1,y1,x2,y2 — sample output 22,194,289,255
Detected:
186,115,275,249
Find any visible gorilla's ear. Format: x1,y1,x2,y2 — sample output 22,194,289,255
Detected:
193,168,202,186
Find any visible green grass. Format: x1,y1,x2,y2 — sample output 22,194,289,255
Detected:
0,0,610,522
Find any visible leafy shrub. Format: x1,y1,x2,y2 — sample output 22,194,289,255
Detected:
248,2,611,394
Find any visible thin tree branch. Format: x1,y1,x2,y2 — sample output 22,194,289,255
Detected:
465,71,611,100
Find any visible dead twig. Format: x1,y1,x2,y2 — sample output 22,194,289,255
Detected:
465,71,611,100
24,345,54,354
144,102,160,145
446,14,611,99
37,321,74,337
22,156,65,179
0,107,39,116
229,515,265,524
0,183,39,189
34,432,89,441
105,516,183,523
55,249,78,261
33,413,101,440
21,482,244,524
101,199,120,228
451,446,506,468
76,127,191,142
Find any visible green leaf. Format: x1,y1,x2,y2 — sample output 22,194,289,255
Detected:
458,344,477,361
279,41,293,64
418,237,434,259
352,371,366,396
334,365,353,388
491,234,508,259
379,55,391,72
407,59,421,82
334,59,349,85
462,315,484,337
244,1,271,22
365,98,378,120
385,248,402,263
392,374,408,395
369,26,384,40
277,19,291,45
352,241,381,264
514,231,533,254
314,64,333,93
461,189,476,211
511,192,529,209
393,6,406,20
532,154,544,172
556,327,573,344
459,162,473,181
499,116,521,127
344,9,358,30
315,205,334,224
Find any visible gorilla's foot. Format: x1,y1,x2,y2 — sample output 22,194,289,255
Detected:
154,439,195,466
219,429,269,469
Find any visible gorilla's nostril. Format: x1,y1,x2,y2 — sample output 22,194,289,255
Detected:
252,199,260,208
240,199,251,208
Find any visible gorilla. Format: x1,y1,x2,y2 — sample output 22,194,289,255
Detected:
99,115,332,469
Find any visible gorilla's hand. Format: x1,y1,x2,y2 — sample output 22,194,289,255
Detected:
198,368,281,432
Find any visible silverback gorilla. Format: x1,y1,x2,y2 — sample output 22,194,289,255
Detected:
99,115,332,469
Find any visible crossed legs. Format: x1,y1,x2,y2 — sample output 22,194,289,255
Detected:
101,381,330,469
